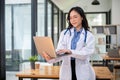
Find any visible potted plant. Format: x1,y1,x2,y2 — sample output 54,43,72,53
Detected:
29,55,38,69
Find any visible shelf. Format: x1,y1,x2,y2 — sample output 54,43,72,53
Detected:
92,25,117,34
91,25,120,61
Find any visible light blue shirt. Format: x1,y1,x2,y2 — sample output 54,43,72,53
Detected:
71,28,83,60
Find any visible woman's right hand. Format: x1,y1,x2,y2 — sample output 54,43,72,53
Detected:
57,49,72,55
42,52,52,61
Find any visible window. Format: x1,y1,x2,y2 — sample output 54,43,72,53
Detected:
86,13,106,30
5,0,31,71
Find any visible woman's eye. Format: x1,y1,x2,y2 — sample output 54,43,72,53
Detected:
74,16,78,18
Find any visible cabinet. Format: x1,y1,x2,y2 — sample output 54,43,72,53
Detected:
91,25,120,61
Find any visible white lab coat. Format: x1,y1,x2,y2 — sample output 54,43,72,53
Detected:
48,28,95,80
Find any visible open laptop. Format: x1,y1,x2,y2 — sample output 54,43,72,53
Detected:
33,36,70,58
107,49,120,58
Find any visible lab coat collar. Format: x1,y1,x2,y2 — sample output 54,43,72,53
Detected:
70,27,86,35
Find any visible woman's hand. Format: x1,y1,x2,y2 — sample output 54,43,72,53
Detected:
56,49,72,55
42,52,52,61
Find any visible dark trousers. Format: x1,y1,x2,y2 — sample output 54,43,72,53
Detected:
71,59,77,80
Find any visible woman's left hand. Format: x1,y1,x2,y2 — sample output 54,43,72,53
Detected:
42,52,52,61
56,49,71,55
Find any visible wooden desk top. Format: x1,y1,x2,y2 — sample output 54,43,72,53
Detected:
16,66,60,79
102,55,120,61
16,65,113,79
93,66,113,79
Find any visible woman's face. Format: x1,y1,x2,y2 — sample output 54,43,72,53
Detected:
69,10,83,29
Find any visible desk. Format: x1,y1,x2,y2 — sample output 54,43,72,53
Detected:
16,66,113,80
93,66,113,80
102,55,120,66
16,66,60,80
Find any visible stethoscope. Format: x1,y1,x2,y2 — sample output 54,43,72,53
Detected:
64,28,87,47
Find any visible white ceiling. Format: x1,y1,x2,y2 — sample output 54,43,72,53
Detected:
51,0,112,13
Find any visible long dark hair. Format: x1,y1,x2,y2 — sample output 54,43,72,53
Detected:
67,6,89,30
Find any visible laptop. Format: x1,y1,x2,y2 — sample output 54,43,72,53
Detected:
107,49,120,58
33,36,70,58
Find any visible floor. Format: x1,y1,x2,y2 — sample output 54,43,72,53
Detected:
6,71,18,80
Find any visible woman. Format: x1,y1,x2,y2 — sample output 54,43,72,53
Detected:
42,6,95,80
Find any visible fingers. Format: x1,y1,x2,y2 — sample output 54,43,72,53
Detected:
42,52,51,61
57,50,64,54
57,49,71,54
42,52,47,58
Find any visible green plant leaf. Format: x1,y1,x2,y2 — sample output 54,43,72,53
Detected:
29,55,38,62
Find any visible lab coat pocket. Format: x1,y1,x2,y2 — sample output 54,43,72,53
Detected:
60,64,71,80
77,63,90,80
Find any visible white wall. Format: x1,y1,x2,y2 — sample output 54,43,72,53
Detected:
111,0,120,25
